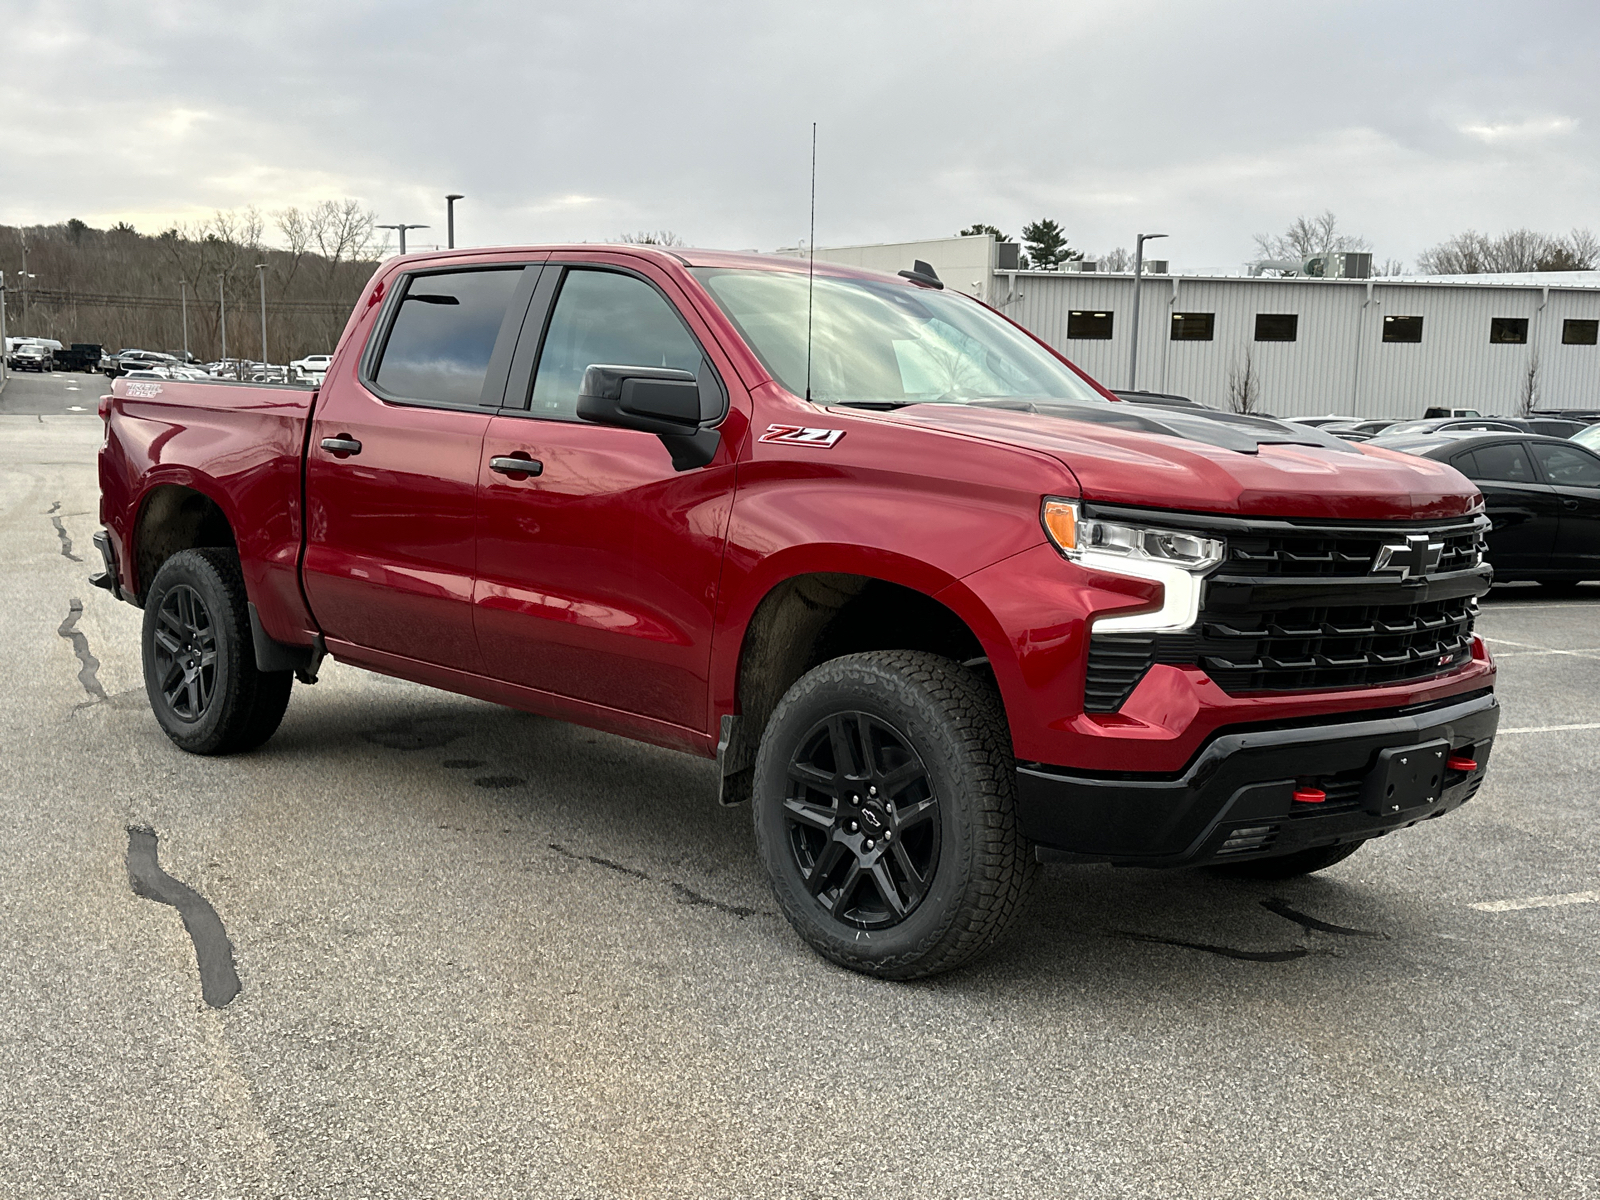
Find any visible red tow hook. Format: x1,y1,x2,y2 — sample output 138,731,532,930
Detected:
1447,755,1479,772
1292,786,1327,804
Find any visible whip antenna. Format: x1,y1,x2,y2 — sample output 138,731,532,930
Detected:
805,121,816,402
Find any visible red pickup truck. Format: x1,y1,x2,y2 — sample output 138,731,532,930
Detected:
94,245,1499,978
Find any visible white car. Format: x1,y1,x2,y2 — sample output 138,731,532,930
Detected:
290,354,332,378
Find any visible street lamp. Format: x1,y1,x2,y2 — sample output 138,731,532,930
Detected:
218,274,228,366
255,263,269,366
1126,232,1169,391
445,194,464,249
377,223,429,255
180,280,191,360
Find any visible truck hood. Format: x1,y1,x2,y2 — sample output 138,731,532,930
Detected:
879,401,1480,521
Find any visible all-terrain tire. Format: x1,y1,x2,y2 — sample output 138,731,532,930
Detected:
1212,840,1366,880
752,651,1036,979
141,548,293,755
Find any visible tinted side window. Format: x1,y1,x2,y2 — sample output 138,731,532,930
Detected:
1170,312,1214,341
1254,313,1298,342
1067,310,1114,339
1563,318,1599,346
1532,443,1600,488
1383,315,1424,343
1449,451,1478,476
528,269,701,419
374,269,523,405
1472,443,1535,482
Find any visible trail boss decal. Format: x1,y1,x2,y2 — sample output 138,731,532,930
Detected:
759,424,845,448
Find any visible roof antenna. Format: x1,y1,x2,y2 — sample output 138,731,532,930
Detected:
805,121,817,403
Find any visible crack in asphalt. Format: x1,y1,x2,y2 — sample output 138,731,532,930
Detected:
1262,897,1387,938
1116,930,1312,963
51,516,81,561
57,599,107,703
548,843,764,918
126,827,241,1008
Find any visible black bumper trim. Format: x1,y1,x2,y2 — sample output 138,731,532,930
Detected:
1018,690,1499,867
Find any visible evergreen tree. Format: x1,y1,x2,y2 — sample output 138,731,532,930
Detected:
1020,219,1079,270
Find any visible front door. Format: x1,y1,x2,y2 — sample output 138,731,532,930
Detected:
303,262,541,671
473,262,738,733
1455,441,1561,575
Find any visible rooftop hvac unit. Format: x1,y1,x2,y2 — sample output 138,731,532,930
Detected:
1143,259,1168,274
1302,252,1372,280
995,241,1021,270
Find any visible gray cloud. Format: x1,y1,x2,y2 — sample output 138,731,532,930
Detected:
3,0,1597,270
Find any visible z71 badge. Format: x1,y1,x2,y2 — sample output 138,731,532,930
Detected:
759,424,845,448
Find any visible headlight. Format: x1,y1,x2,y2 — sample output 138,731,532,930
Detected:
1041,498,1225,634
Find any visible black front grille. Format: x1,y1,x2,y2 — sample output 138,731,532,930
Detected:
1083,514,1491,712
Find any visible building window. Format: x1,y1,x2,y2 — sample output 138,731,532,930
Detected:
1067,310,1114,339
1382,315,1424,343
1563,319,1599,345
1170,312,1214,341
1489,317,1529,344
1254,313,1298,342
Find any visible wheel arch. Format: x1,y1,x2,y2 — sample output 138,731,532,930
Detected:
130,477,239,604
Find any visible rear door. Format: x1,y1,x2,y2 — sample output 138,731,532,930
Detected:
303,260,544,671
1529,441,1600,576
473,258,740,733
1456,440,1561,574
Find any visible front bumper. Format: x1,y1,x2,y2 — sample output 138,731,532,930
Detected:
1018,689,1498,867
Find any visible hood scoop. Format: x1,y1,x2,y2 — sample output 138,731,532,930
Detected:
961,399,1360,455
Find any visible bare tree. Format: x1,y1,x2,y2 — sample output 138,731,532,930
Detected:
1373,257,1406,277
1253,211,1371,270
1519,353,1540,417
1418,227,1599,274
618,230,684,246
1099,246,1132,272
308,199,378,277
1227,344,1261,415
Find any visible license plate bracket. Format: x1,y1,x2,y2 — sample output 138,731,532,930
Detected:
1361,739,1449,816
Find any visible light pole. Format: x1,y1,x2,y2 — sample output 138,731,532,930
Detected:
255,263,269,366
377,223,429,255
1126,232,1168,391
0,271,8,386
180,280,190,361
20,240,29,330
445,195,463,249
218,274,228,366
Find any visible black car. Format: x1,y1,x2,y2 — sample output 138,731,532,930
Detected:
1397,433,1600,587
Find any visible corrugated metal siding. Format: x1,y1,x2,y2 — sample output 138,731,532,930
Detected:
997,272,1600,417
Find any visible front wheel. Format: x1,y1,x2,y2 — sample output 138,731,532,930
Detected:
752,651,1036,979
142,548,293,754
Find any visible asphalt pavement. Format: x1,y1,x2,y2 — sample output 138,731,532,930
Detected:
0,367,107,415
2,413,1598,1199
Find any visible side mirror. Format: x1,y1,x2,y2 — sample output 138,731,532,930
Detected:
576,363,722,470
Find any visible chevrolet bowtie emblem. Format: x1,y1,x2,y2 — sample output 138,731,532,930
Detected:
1372,533,1444,578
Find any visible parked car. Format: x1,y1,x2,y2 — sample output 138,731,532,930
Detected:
10,342,54,372
92,245,1500,979
1374,418,1524,442
1323,418,1401,441
106,349,179,378
290,353,333,379
1573,423,1600,454
1424,407,1481,418
1381,432,1600,587
51,343,104,373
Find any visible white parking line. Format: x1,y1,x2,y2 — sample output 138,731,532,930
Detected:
1471,890,1600,913
1481,635,1600,663
1498,722,1600,735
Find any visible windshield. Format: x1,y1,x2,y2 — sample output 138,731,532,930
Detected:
692,267,1107,407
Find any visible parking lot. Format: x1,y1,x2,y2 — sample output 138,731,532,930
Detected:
3,389,1598,1198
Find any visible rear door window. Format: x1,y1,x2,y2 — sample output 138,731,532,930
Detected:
1472,442,1536,483
1532,443,1600,488
526,269,703,420
373,268,525,406
1449,451,1479,476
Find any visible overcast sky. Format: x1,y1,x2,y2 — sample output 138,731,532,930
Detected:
3,0,1597,271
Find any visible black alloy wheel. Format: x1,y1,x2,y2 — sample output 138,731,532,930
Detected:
784,711,941,929
150,584,218,721
753,651,1036,979
141,548,294,755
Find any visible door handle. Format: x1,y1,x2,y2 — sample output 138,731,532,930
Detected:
320,435,362,455
1563,498,1579,509
490,455,543,477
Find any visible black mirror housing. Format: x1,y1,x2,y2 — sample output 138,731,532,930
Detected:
577,364,722,470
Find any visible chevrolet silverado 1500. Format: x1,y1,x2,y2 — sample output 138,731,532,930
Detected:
94,245,1498,977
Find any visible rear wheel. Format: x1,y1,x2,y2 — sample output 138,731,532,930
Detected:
142,548,292,754
1212,840,1365,880
752,651,1035,979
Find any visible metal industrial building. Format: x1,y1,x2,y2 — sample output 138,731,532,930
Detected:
798,235,1600,418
